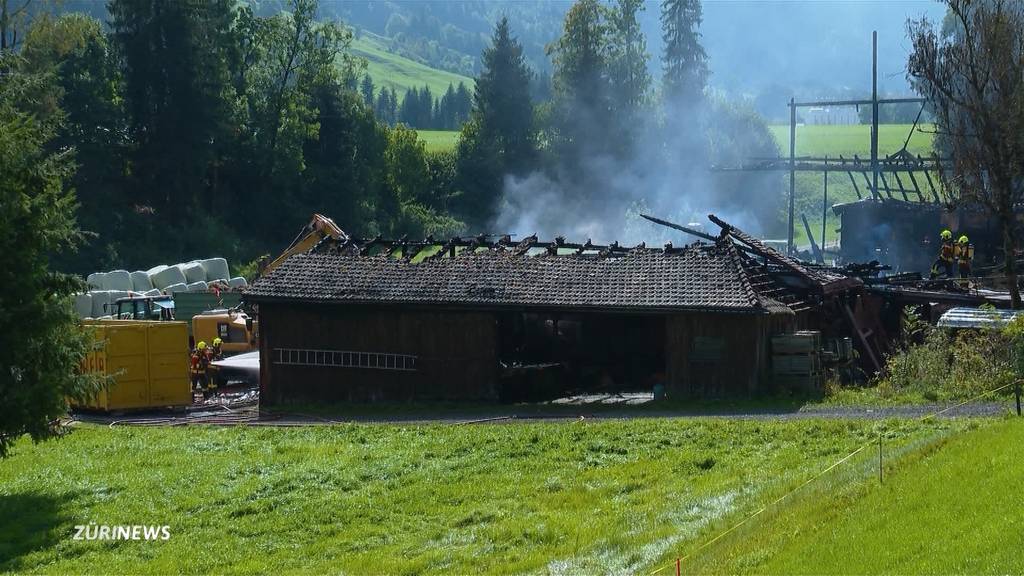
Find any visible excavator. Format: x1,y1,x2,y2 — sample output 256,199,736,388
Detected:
259,213,348,277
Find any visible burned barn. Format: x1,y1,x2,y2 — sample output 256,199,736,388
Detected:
244,216,886,405
833,198,1020,274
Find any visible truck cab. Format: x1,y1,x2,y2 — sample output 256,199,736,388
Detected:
113,295,176,321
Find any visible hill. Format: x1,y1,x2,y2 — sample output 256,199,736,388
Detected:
351,32,474,98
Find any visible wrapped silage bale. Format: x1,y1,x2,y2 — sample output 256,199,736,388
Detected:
180,262,206,284
86,272,107,290
74,293,93,318
199,258,230,283
164,283,188,294
228,276,248,288
150,265,187,290
130,271,153,292
104,270,133,291
144,288,163,297
90,291,111,318
187,280,208,293
147,264,168,276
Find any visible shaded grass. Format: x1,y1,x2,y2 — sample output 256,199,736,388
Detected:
0,418,964,574
675,417,1023,574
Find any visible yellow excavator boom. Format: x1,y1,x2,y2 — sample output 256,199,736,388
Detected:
263,213,348,275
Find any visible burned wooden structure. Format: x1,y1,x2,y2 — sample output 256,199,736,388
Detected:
243,215,923,405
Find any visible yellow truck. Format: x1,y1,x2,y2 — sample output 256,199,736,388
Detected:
75,319,193,411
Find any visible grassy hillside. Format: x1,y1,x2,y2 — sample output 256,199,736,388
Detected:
0,418,956,574
351,32,475,98
677,418,1023,573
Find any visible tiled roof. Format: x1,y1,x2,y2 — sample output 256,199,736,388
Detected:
245,239,793,314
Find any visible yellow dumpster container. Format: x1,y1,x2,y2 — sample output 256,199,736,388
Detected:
76,320,192,411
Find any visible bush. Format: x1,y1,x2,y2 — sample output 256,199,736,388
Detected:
879,310,1018,402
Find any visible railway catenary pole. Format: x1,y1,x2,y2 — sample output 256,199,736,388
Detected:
822,156,828,256
871,31,879,199
789,97,796,255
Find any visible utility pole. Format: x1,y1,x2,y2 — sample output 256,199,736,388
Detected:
871,30,879,199
788,97,796,254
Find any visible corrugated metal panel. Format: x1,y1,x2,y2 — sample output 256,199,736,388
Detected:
937,307,1022,329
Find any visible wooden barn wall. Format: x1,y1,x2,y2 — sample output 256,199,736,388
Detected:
259,303,498,404
665,312,798,397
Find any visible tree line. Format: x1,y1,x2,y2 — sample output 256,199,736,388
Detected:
358,75,472,130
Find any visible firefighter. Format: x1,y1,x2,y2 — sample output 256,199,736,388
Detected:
211,337,224,360
957,235,974,279
190,341,208,394
930,229,956,279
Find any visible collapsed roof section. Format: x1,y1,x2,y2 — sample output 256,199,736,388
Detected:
245,215,862,313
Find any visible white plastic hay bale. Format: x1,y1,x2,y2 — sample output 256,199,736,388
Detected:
199,258,230,283
144,288,163,297
180,262,206,284
164,282,188,294
228,276,248,288
90,290,111,317
150,265,186,289
147,264,168,276
186,280,208,293
130,271,153,292
104,270,132,291
98,315,113,320
74,293,93,318
86,272,107,290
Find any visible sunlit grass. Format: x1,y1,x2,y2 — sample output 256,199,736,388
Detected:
0,418,967,574
676,417,1022,574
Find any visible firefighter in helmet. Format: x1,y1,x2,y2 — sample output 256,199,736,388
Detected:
956,235,974,279
191,341,209,393
930,229,955,279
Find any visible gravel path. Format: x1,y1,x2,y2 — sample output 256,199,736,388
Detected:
74,399,1016,427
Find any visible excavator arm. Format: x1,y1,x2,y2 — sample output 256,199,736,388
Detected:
261,214,347,276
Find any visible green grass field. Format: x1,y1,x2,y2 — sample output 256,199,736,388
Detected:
0,418,972,574
676,417,1023,573
351,33,474,98
418,130,460,153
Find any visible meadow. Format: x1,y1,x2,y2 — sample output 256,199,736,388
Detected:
666,417,1024,574
351,33,474,98
0,417,985,574
417,130,461,153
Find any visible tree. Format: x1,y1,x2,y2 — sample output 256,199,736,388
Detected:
1,0,33,51
908,0,1024,308
0,60,102,457
22,13,126,272
547,0,610,163
359,72,374,106
661,0,707,105
472,17,537,175
108,0,239,227
606,0,650,153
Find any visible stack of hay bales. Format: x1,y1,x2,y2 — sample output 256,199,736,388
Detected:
74,257,246,319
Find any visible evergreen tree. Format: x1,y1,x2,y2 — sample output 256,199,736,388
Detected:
607,0,650,116
0,62,103,457
660,0,707,105
547,0,611,163
455,81,472,125
108,0,239,224
418,84,433,128
359,73,374,107
400,86,418,125
386,86,399,125
472,16,536,174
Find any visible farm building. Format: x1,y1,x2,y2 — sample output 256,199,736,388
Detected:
244,216,868,405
